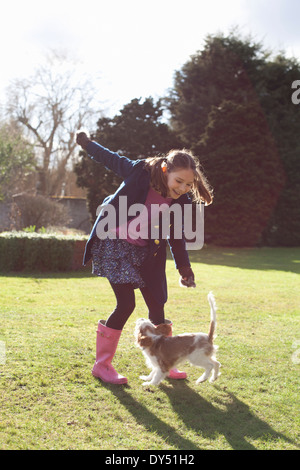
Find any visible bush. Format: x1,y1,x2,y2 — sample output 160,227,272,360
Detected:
0,232,87,272
10,195,70,231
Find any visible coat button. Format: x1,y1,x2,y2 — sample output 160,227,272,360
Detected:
154,239,159,245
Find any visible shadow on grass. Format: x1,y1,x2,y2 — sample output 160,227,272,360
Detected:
99,381,200,450
160,382,299,450
101,380,299,450
185,246,300,274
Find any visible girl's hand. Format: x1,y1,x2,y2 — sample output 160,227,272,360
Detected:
76,131,91,150
178,266,196,288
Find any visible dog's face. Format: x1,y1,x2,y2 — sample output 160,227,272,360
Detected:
135,319,172,348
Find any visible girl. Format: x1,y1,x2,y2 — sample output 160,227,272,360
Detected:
76,131,213,384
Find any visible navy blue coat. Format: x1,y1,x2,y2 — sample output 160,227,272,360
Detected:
83,141,191,304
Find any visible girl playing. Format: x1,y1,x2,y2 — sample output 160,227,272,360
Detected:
76,131,213,384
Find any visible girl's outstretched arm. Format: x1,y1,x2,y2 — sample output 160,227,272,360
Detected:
76,131,138,179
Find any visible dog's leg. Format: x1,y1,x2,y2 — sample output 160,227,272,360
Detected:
196,360,214,384
142,369,167,386
140,370,155,381
209,359,221,383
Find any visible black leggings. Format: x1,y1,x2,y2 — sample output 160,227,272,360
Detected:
105,282,165,330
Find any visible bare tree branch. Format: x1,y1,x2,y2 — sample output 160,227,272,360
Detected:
6,50,101,195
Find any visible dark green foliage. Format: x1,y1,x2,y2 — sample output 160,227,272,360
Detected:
167,33,266,146
94,97,180,159
166,32,300,246
0,232,85,272
257,56,300,245
197,101,285,246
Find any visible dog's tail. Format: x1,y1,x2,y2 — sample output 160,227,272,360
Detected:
207,292,217,343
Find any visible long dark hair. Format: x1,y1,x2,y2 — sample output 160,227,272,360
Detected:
145,149,213,205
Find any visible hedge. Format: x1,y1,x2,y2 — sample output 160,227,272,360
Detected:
0,232,88,272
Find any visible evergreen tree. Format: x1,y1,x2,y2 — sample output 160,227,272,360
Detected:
258,55,300,245
167,32,266,146
197,100,285,246
167,32,300,246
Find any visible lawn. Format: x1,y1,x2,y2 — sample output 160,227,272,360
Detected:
0,246,299,450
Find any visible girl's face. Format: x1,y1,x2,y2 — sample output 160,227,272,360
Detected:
166,168,195,199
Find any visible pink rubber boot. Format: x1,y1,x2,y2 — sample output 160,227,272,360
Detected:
92,320,128,385
162,319,187,380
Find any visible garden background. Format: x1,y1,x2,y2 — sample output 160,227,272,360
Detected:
0,32,299,450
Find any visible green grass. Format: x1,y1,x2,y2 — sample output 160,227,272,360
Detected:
0,246,299,450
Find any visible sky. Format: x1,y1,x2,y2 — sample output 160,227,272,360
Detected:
1,0,300,118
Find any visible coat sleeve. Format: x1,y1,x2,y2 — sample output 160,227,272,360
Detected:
85,141,138,179
167,195,192,269
168,237,190,269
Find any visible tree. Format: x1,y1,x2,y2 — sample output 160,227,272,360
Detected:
6,50,98,196
166,31,300,246
75,97,182,222
257,55,300,245
197,100,285,246
0,121,35,200
167,31,267,146
94,97,181,158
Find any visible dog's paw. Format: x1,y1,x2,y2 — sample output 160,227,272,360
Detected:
142,381,153,386
140,374,151,381
209,372,221,383
196,375,207,384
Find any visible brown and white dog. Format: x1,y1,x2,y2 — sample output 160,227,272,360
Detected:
135,292,220,386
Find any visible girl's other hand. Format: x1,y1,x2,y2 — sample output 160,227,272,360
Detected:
178,266,196,288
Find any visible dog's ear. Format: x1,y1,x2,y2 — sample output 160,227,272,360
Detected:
155,323,172,337
138,334,153,348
